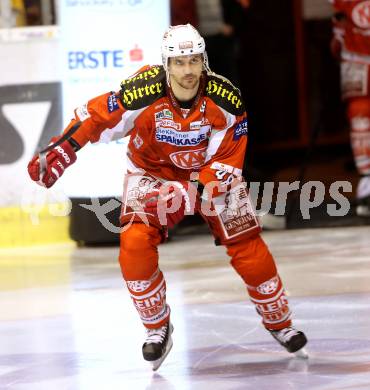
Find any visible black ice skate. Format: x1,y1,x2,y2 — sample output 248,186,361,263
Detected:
142,322,174,371
270,326,308,358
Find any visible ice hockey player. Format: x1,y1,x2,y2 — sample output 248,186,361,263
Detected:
330,0,370,216
27,24,307,370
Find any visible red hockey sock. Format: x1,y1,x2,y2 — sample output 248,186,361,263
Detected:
227,235,292,330
119,223,170,329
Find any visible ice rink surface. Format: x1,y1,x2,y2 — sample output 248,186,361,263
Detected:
0,226,370,390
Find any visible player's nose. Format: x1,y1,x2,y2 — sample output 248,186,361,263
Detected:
183,62,192,74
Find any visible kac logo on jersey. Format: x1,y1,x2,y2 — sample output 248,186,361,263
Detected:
352,1,370,28
107,93,120,113
155,127,209,146
233,118,248,141
170,148,207,169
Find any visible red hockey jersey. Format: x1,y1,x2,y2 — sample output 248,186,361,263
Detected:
62,65,248,189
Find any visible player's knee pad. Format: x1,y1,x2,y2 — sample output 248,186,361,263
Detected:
119,223,162,280
126,268,170,329
247,274,292,330
347,97,370,175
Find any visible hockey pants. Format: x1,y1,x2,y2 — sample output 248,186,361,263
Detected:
119,222,292,331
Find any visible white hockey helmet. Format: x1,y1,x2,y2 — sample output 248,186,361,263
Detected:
161,24,209,71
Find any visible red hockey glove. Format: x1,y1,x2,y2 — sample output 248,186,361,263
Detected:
143,181,199,228
27,137,77,188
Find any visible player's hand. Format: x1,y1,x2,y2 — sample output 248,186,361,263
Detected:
27,137,77,188
143,181,199,228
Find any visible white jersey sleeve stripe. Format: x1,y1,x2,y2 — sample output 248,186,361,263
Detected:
205,107,236,163
98,107,147,143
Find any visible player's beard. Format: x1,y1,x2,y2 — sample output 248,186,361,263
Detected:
174,74,200,90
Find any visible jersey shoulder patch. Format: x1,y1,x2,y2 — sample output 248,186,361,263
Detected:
119,65,166,110
205,73,245,116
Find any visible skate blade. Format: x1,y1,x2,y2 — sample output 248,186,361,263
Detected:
293,347,308,359
150,335,173,371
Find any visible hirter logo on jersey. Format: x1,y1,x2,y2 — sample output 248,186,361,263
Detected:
169,148,207,169
352,1,370,28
